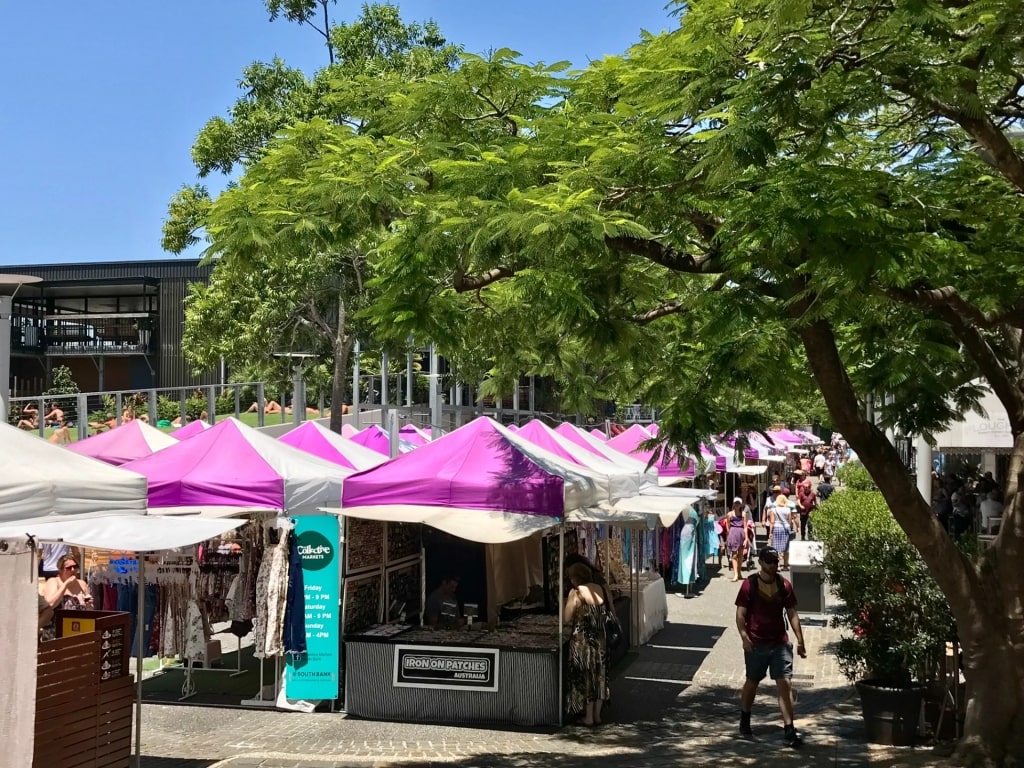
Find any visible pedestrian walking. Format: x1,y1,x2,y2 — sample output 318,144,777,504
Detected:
735,546,807,747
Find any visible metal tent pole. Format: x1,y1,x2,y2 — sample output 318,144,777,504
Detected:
558,524,565,727
134,555,146,768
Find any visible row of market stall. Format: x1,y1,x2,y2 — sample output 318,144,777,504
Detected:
0,413,823,768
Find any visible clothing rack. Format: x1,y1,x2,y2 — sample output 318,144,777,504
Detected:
241,515,295,709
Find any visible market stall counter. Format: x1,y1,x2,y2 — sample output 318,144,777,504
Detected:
345,616,565,726
345,595,631,727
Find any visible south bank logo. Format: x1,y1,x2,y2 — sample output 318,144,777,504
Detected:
297,530,334,571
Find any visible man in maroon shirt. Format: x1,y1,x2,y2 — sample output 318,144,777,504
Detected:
795,469,817,540
735,546,807,747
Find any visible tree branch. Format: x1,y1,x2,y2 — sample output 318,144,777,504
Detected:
631,300,685,325
453,265,515,292
886,288,1024,434
888,285,1024,330
605,236,723,274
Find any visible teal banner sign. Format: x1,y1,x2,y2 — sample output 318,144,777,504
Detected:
285,515,340,700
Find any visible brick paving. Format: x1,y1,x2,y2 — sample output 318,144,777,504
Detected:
139,566,940,768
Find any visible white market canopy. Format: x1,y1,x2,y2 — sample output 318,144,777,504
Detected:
932,387,1014,454
0,514,245,552
0,422,148,526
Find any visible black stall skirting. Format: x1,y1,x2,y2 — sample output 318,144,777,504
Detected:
346,641,561,726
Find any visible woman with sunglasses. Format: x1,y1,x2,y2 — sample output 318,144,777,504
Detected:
39,554,93,641
40,554,93,629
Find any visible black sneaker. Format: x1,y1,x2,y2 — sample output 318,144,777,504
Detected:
784,725,803,748
739,723,754,740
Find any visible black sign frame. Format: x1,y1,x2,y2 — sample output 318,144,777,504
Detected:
392,644,500,692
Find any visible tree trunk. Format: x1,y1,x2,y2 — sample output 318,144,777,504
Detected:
797,312,1024,765
328,299,353,434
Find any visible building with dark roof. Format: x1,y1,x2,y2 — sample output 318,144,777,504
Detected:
0,259,215,395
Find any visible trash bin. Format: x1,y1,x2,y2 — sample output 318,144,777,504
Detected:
788,541,826,615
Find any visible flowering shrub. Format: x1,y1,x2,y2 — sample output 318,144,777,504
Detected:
813,491,953,684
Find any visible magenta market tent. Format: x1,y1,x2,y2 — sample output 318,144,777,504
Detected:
341,424,359,438
66,420,178,466
334,417,613,543
122,417,352,514
514,420,643,501
278,420,387,471
398,424,431,446
607,424,696,486
589,428,607,440
172,419,212,440
348,424,419,456
555,423,660,485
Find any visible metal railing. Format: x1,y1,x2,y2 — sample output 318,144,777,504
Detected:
11,313,157,356
7,382,285,441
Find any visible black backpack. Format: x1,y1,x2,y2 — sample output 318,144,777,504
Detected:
746,573,789,611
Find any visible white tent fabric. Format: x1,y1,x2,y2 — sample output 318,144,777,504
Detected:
0,422,148,525
932,387,1014,453
331,505,557,544
728,465,769,475
0,542,36,768
0,514,245,551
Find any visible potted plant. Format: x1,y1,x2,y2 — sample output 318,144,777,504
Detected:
814,490,954,746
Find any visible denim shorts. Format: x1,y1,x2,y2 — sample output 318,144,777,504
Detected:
744,642,794,681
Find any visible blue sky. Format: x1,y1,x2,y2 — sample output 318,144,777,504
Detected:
0,1,677,267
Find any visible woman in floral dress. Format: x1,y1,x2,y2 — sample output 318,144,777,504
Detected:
563,563,609,725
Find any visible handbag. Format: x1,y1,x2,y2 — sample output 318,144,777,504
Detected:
602,588,624,651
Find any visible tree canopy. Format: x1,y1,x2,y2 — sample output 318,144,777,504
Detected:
183,1,1024,760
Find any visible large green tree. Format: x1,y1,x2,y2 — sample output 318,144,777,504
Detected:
164,2,459,430
200,0,1024,762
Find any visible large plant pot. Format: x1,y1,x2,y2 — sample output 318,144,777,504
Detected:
855,679,926,746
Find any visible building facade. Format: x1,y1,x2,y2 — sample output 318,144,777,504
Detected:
0,260,214,395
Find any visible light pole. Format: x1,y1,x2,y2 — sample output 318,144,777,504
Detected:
0,274,42,418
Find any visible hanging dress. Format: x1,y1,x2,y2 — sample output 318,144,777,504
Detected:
263,526,292,658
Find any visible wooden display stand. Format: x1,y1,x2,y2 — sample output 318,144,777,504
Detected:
35,611,133,768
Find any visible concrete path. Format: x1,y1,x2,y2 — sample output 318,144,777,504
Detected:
139,567,939,767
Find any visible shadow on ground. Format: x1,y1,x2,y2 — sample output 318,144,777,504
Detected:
141,758,217,768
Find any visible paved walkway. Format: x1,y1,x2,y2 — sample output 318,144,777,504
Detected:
139,567,939,767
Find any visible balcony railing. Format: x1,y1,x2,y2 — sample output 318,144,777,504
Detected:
13,313,157,355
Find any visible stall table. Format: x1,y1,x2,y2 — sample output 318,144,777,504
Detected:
345,598,631,727
631,574,668,645
346,620,563,726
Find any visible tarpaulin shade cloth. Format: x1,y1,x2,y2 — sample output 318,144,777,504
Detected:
122,417,351,513
0,422,148,525
278,420,388,471
66,420,178,465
